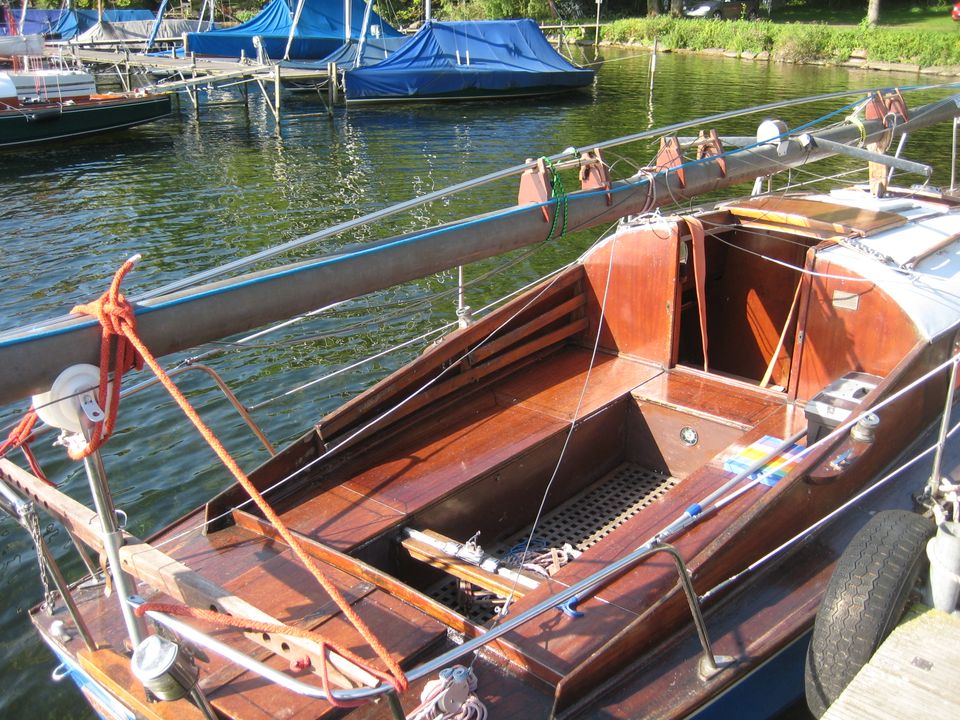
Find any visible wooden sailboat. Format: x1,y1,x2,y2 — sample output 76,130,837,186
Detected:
1,88,960,720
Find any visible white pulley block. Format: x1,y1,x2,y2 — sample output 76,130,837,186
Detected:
33,364,110,433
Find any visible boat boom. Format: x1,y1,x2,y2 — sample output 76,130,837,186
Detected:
0,94,957,407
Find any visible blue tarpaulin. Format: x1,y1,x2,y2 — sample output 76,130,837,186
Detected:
50,9,155,39
1,9,63,36
344,20,594,103
185,0,401,60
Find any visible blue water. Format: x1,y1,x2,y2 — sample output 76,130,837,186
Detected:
0,47,953,718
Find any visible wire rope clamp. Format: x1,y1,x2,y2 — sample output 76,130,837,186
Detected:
654,136,686,188
578,148,612,205
696,129,726,178
518,157,553,222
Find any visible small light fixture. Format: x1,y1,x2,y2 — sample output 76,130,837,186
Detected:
680,426,699,447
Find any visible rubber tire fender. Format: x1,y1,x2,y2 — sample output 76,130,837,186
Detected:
804,509,935,718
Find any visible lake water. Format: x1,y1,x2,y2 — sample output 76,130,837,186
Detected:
0,46,955,718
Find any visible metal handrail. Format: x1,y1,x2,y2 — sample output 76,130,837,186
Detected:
136,540,729,704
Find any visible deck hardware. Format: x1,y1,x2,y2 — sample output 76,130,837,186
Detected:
695,129,726,178
578,148,612,205
865,89,909,127
131,633,218,719
829,448,854,472
34,365,146,648
654,136,685,188
850,413,880,444
680,426,699,447
518,157,553,222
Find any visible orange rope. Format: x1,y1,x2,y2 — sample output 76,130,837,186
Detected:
71,259,407,695
68,259,143,461
135,602,390,707
0,409,54,486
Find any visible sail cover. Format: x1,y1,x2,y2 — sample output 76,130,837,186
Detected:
344,20,594,102
0,9,63,36
185,0,401,61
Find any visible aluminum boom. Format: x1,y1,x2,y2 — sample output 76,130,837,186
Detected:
0,95,957,407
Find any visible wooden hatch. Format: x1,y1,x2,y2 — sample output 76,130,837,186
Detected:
723,196,908,238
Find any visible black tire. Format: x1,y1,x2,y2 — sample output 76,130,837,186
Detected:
805,510,935,718
712,10,723,20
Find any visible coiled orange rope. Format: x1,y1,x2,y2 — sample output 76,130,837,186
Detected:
71,258,408,697
67,258,143,461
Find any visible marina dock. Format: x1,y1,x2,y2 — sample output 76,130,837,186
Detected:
46,45,335,121
822,604,960,719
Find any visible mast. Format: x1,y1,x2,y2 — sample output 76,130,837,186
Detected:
0,95,957,407
284,0,306,60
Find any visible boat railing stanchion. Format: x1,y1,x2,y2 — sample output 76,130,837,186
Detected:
78,418,147,649
927,353,959,502
456,265,472,328
951,117,958,192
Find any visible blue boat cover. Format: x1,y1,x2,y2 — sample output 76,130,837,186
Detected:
282,35,407,70
0,9,62,36
185,0,401,60
50,10,155,40
344,20,594,102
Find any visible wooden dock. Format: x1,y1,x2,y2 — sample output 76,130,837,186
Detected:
44,45,335,123
823,604,960,719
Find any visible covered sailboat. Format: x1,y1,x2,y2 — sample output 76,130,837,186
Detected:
343,19,594,103
48,9,155,40
2,87,960,720
184,0,402,61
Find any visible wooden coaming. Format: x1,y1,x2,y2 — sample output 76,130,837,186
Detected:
790,254,921,401
581,221,681,365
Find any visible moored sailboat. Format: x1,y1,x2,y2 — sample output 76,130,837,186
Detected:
1,86,959,720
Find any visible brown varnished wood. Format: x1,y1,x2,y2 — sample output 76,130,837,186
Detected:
274,484,403,551
502,401,802,681
232,510,565,685
494,346,662,421
336,397,565,515
581,221,681,364
724,196,908,236
705,226,808,383
792,256,920,401
634,367,784,429
571,345,950,714
626,401,748,479
317,266,585,442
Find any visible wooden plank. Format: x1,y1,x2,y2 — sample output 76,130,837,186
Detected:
495,347,663,421
724,196,908,236
468,293,586,364
317,266,584,441
823,605,960,719
581,221,681,364
0,458,104,551
340,397,565,514
401,529,536,598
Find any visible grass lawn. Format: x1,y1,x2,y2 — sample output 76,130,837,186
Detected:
770,1,958,30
